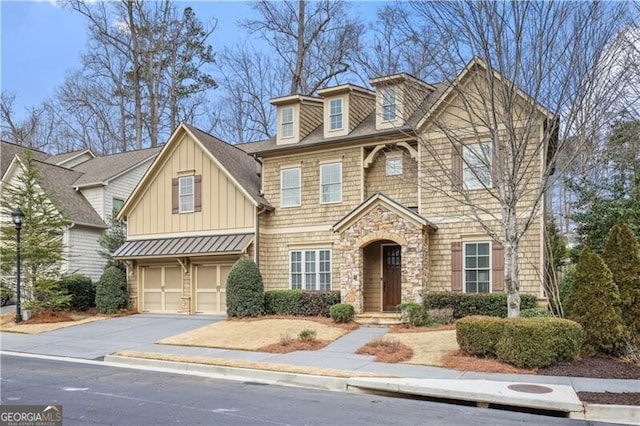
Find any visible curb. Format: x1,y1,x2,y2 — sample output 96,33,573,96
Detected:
571,403,640,425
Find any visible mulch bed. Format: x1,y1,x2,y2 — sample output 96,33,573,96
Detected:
537,355,640,380
578,392,640,406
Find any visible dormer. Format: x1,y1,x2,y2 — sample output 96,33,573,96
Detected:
270,95,323,145
370,74,435,130
317,85,375,139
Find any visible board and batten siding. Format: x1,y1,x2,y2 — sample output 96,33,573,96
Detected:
127,133,255,237
66,226,105,281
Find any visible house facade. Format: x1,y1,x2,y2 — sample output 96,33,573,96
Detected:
116,59,551,315
1,142,160,281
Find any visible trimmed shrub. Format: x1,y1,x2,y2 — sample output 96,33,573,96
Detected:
397,303,430,327
330,303,354,323
565,248,628,354
495,317,583,368
95,266,128,314
520,308,553,318
226,258,264,317
456,315,504,357
264,290,303,315
602,224,640,341
60,274,95,311
299,291,341,317
424,292,537,318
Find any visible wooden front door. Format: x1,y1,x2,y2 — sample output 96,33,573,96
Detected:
383,245,401,311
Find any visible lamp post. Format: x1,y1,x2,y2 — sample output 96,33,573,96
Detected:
11,208,24,323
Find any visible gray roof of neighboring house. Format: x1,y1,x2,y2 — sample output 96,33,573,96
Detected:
1,141,50,177
32,160,107,228
44,149,94,166
113,233,253,259
184,124,270,208
72,147,161,187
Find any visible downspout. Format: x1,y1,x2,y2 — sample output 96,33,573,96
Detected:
255,205,268,266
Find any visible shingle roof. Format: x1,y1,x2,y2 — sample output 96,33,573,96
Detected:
1,141,50,177
72,147,161,187
183,124,270,207
113,233,254,258
44,149,93,166
32,160,106,228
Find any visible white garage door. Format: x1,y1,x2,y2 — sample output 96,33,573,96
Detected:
141,265,182,313
194,263,233,315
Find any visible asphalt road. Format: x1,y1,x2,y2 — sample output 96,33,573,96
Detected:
0,355,609,426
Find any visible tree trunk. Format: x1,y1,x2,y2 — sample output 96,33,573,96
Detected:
126,0,143,150
503,207,521,317
290,0,306,95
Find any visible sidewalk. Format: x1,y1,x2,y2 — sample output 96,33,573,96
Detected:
1,312,638,424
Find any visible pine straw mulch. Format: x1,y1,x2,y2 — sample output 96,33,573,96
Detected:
0,309,135,334
257,338,330,353
226,315,359,332
356,338,414,363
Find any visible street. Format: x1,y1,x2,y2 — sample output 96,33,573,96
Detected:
0,354,604,426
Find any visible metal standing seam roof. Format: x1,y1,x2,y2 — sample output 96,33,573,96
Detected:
113,233,254,259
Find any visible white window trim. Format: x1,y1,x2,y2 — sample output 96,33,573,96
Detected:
281,106,294,139
281,167,301,208
319,162,342,204
463,241,492,294
385,152,403,176
289,248,332,291
329,98,343,131
178,175,194,213
382,88,397,122
463,142,492,190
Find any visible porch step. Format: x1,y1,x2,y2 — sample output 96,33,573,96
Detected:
355,313,401,326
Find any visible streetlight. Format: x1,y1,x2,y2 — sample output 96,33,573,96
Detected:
11,208,24,323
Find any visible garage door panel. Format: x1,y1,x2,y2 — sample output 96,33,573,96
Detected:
196,266,217,290
165,293,182,312
143,267,162,290
164,267,182,290
143,292,162,311
195,263,232,314
141,264,183,313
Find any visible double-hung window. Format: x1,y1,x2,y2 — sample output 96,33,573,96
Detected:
382,88,397,121
179,176,194,213
281,168,301,207
464,242,490,293
463,143,492,190
320,162,342,203
329,98,343,130
281,107,294,138
290,249,331,290
385,153,402,176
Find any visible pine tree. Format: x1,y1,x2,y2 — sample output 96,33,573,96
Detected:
602,224,640,343
564,247,628,354
98,214,126,273
0,151,68,305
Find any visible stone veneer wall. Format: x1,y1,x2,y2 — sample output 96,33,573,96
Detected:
337,204,429,313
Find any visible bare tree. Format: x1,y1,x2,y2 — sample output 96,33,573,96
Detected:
398,1,631,316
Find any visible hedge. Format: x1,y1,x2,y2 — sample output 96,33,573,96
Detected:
60,274,95,311
424,292,537,318
264,290,340,317
456,315,504,357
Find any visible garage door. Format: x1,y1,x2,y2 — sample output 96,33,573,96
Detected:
194,264,233,314
141,265,182,313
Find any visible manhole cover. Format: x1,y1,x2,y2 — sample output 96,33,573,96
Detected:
507,384,553,394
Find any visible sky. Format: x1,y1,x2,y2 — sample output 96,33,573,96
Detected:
0,0,383,122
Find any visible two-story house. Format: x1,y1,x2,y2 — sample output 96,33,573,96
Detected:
115,58,550,315
1,141,160,281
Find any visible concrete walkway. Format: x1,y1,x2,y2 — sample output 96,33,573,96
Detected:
1,312,638,424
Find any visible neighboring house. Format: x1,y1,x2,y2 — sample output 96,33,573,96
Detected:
1,142,160,281
116,59,551,315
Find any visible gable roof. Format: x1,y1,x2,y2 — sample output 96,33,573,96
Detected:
333,192,437,233
45,149,95,167
72,147,161,188
1,140,50,178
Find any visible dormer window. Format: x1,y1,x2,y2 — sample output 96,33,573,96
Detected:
382,88,397,121
281,107,294,138
329,98,343,130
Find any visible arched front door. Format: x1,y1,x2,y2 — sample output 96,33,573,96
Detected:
382,245,401,311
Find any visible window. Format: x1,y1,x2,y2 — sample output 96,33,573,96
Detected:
329,98,343,130
281,168,301,207
386,153,403,176
320,162,342,203
382,88,396,121
463,143,492,190
112,198,124,215
464,242,490,293
179,176,194,213
290,249,331,290
281,107,294,138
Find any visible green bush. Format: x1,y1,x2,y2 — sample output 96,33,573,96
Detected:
520,308,553,318
424,292,537,318
26,279,72,313
298,329,317,341
565,248,628,354
559,266,575,307
397,303,430,327
264,290,302,315
226,257,264,318
95,266,128,314
456,315,504,357
0,280,14,306
299,291,341,317
330,303,354,323
60,274,95,311
495,317,583,368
